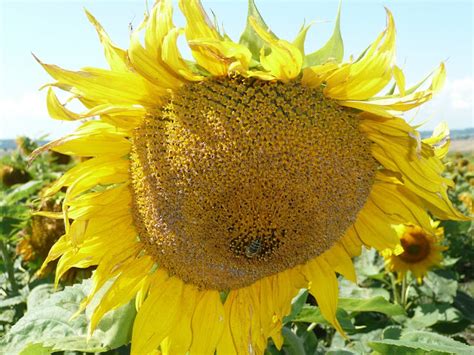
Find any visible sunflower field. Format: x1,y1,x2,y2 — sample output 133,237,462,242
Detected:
1,0,473,354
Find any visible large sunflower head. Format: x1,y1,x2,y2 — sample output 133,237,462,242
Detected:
383,221,446,283
36,1,468,353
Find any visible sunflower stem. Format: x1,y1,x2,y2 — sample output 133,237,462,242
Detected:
401,274,412,309
389,273,401,305
0,238,19,295
400,274,408,308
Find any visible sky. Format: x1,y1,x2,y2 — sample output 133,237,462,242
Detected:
0,0,472,139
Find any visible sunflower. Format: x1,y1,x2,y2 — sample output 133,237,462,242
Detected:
36,1,467,353
383,221,446,283
17,197,65,264
0,165,31,187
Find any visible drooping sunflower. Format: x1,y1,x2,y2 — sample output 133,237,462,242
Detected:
383,221,447,283
36,1,468,353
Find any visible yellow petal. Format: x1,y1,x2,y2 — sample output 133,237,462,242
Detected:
422,122,450,159
39,234,68,273
258,277,280,348
128,29,183,90
340,226,363,257
55,222,138,287
84,241,142,308
188,38,252,74
322,242,357,283
393,65,406,96
217,294,238,355
325,9,396,100
66,185,131,220
228,288,253,354
85,9,129,72
370,181,433,232
36,55,164,106
65,161,129,200
189,290,225,355
353,199,399,251
369,140,464,221
178,0,227,76
361,114,466,221
162,284,199,355
161,28,204,81
51,133,131,157
131,271,182,355
340,63,446,116
46,87,145,130
249,17,303,80
303,257,344,335
301,62,340,88
89,256,154,332
45,156,127,196
145,0,173,55
46,88,81,121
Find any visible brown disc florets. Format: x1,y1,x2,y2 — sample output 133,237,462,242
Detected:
130,76,377,290
398,227,432,263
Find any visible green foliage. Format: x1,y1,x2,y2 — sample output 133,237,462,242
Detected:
369,330,472,355
441,153,474,281
293,296,405,324
0,137,74,339
0,279,135,354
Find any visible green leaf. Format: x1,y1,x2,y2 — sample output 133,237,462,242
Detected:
339,278,390,300
294,304,326,324
283,289,308,324
239,0,276,60
89,299,136,349
26,284,54,310
0,205,29,221
1,278,136,354
281,327,306,355
0,294,26,308
3,180,43,204
326,350,356,355
405,303,462,330
0,309,16,323
19,343,54,355
292,306,354,332
351,248,385,282
453,290,474,322
338,296,405,316
294,296,403,328
346,329,385,353
305,0,343,66
295,324,320,354
335,308,356,332
419,271,458,303
441,256,460,267
369,331,473,355
382,326,402,340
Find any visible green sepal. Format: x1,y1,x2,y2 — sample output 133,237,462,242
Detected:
239,0,277,60
293,22,313,56
305,0,344,67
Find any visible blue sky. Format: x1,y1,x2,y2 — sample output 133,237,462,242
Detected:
0,0,472,139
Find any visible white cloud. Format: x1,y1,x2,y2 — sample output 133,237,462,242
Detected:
447,77,473,110
0,91,80,139
410,76,473,130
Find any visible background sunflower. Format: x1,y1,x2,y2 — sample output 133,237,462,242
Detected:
383,221,447,283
